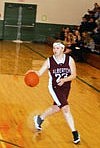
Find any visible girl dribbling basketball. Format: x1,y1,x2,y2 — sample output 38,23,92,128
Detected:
29,40,80,144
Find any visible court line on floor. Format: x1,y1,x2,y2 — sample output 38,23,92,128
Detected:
77,76,99,92
0,133,23,148
0,133,6,148
24,43,47,59
23,43,99,93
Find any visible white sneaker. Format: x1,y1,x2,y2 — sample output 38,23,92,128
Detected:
72,131,80,144
34,115,44,130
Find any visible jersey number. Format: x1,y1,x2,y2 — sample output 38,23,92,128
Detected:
55,73,68,83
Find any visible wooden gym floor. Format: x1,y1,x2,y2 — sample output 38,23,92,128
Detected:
0,40,100,148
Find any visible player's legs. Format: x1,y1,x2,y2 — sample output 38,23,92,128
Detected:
61,105,76,131
34,105,60,130
61,105,80,144
40,105,60,120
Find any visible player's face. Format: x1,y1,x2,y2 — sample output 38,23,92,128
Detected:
53,46,64,56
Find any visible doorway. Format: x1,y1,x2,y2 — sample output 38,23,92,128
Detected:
3,3,37,41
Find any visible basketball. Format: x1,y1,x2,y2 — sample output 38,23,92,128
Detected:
24,72,39,87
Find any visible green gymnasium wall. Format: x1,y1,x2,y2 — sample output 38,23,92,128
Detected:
0,20,3,39
32,23,74,42
0,3,74,42
0,20,74,42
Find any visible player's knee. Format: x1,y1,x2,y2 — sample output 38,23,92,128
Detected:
61,105,70,113
52,105,60,112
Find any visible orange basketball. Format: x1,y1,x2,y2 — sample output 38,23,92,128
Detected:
24,72,39,87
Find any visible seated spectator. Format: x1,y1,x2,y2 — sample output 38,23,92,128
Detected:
73,25,80,32
87,3,100,20
64,32,75,47
64,27,71,39
72,31,95,61
59,27,71,41
81,31,95,52
64,32,75,54
72,30,84,61
79,17,89,34
73,30,81,45
64,32,83,61
87,10,95,19
63,41,72,54
88,3,99,13
93,20,100,44
94,6,100,20
59,26,66,41
87,17,97,34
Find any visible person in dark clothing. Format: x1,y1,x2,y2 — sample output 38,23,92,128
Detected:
59,27,66,40
87,17,97,34
79,17,89,34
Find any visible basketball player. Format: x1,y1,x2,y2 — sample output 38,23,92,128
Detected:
31,40,80,144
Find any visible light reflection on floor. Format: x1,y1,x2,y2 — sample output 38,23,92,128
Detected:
0,41,49,76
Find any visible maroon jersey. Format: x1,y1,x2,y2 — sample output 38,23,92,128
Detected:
48,54,72,108
48,54,71,88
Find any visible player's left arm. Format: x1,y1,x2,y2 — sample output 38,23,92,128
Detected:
57,56,76,86
66,56,76,81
